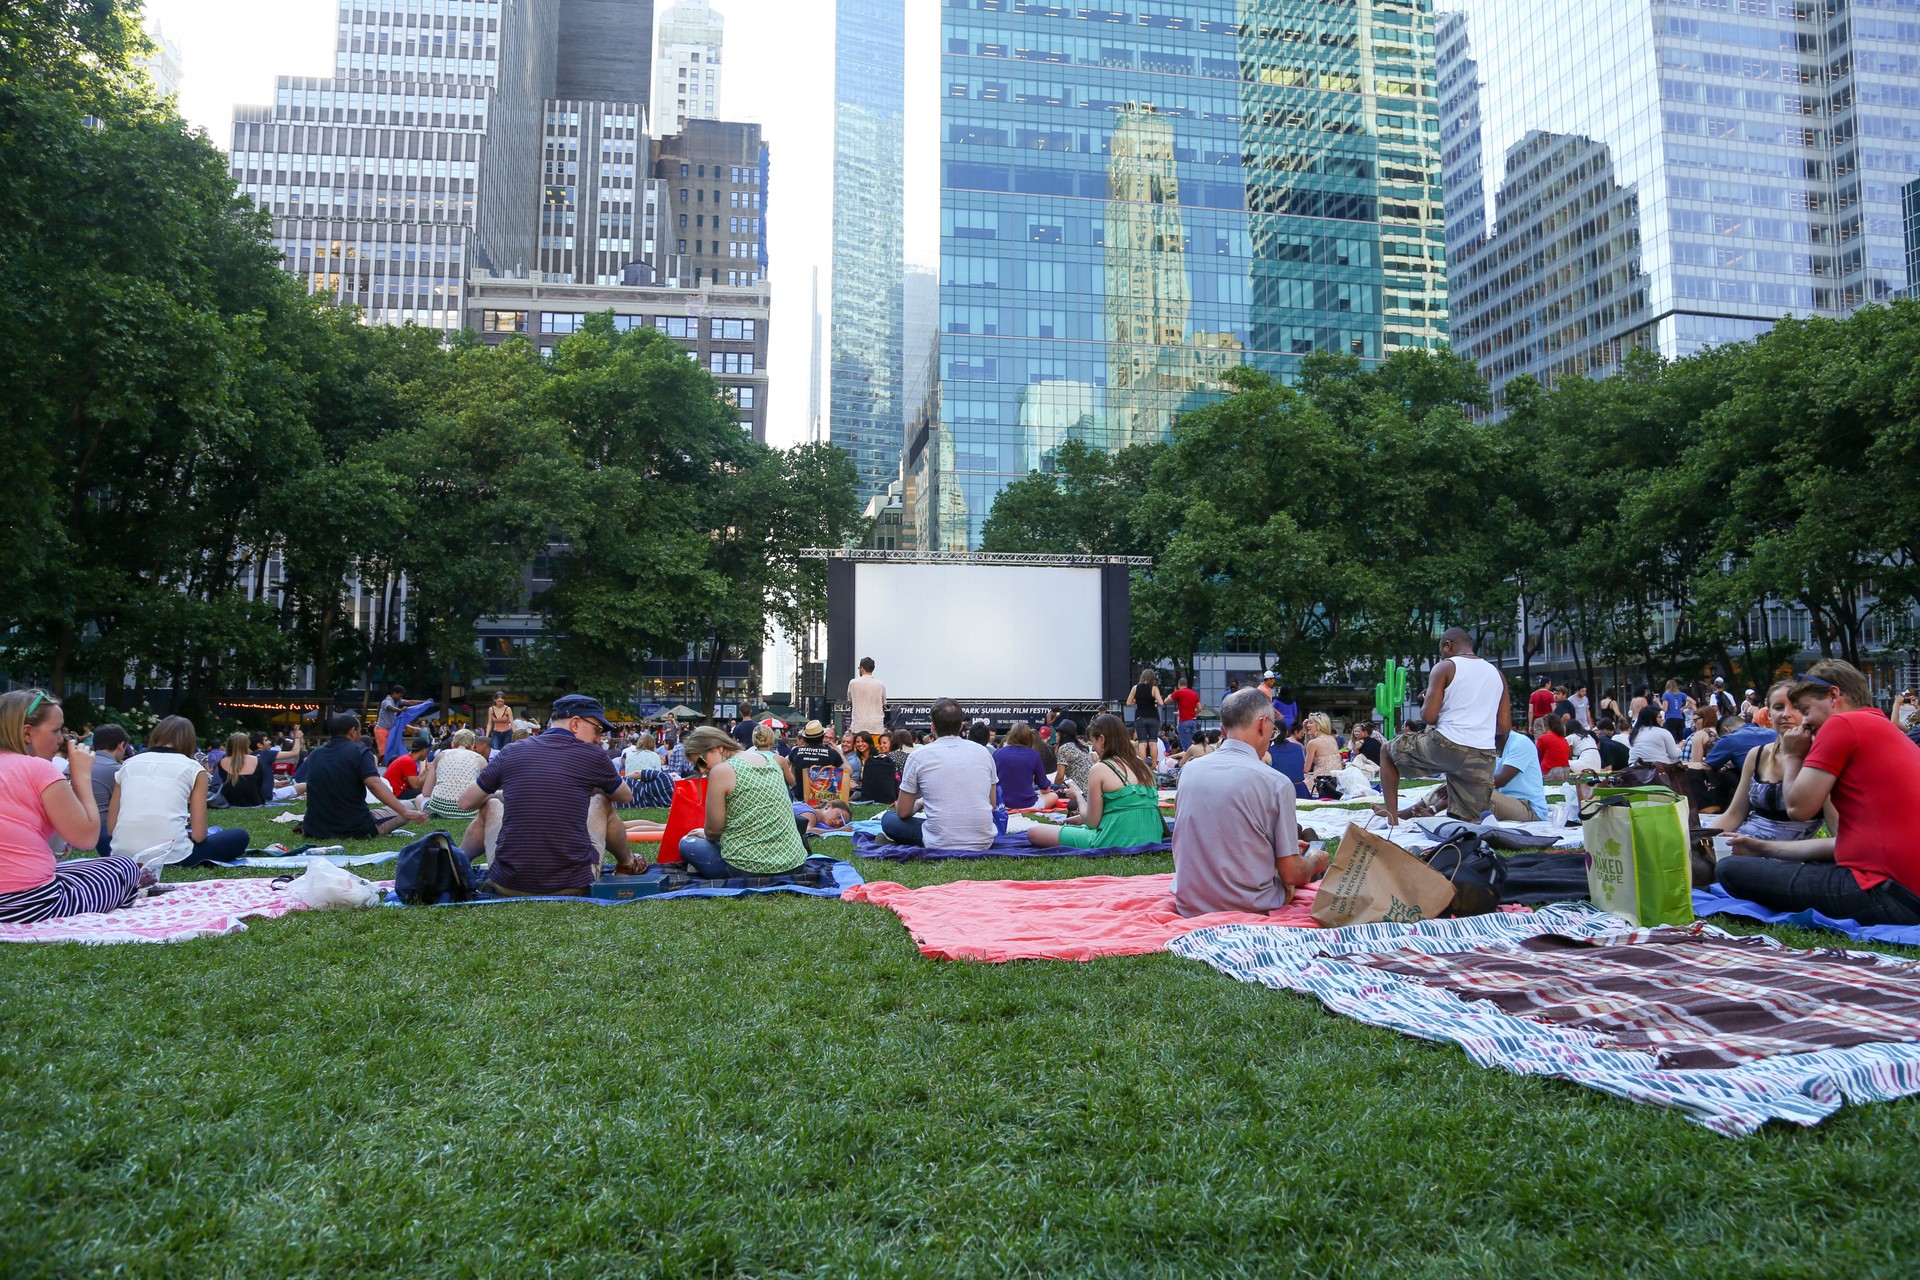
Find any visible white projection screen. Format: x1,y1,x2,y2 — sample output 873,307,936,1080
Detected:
851,563,1105,701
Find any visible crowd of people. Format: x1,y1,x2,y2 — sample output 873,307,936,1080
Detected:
2,641,1916,928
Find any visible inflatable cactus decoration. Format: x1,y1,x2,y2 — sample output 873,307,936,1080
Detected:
1375,661,1408,739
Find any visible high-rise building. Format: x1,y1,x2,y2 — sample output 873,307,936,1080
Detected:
829,0,907,504
901,264,939,417
555,0,655,106
229,0,554,330
537,100,651,285
1905,175,1920,296
140,22,183,99
1436,0,1920,405
652,0,724,133
648,118,765,288
922,0,1449,547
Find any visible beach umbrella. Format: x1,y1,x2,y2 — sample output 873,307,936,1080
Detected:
757,717,787,729
668,705,701,719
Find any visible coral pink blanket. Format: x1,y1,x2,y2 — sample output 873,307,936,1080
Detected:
844,872,1320,962
0,877,313,945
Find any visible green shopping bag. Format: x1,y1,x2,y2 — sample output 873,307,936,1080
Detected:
1579,786,1695,927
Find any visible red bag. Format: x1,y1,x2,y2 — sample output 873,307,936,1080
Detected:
657,777,708,865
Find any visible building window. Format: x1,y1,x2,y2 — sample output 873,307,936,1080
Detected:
482,310,526,333
539,312,585,334
712,318,755,340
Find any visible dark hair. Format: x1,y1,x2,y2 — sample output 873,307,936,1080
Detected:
968,722,991,745
1630,705,1660,744
930,699,965,737
327,712,361,736
390,685,405,696
852,732,874,757
1542,713,1564,736
859,657,875,673
1087,713,1152,787
92,724,131,753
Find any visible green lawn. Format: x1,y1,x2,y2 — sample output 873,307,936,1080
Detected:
3,803,1918,1278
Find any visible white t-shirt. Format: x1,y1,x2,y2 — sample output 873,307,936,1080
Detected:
1627,725,1681,766
1564,731,1603,773
112,750,203,861
622,746,663,774
898,735,997,850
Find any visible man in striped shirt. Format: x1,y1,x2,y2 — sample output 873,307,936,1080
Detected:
455,695,635,895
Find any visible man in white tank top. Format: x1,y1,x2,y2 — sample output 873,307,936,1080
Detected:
1379,627,1510,824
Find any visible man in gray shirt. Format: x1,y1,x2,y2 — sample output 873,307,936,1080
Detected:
89,724,132,856
884,698,998,849
1171,687,1328,917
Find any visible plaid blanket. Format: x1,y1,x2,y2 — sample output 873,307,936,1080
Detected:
1170,905,1920,1135
1350,927,1920,1071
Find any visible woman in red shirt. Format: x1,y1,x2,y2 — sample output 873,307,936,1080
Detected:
1533,714,1571,780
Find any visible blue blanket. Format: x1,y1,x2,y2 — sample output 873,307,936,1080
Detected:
1693,883,1920,948
852,830,1170,861
385,857,863,905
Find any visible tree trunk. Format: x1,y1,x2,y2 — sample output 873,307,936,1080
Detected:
49,622,74,697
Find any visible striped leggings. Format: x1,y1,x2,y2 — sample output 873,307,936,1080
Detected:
0,856,143,924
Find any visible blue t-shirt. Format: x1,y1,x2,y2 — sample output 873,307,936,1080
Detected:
991,744,1050,810
1661,691,1688,719
1496,733,1549,821
1273,700,1298,730
1267,739,1308,798
1705,723,1775,769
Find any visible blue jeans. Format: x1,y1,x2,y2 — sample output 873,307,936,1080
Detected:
1718,857,1920,927
677,835,755,878
178,828,252,866
879,810,926,846
490,730,512,750
1177,720,1196,751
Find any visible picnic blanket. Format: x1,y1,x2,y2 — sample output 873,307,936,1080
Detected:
844,872,1316,961
851,829,1168,862
219,851,403,868
390,857,863,905
1693,882,1920,949
0,877,314,945
1170,904,1920,1135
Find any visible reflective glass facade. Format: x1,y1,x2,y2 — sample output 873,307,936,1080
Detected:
1905,174,1920,292
920,0,1450,548
1437,0,1920,404
830,0,908,503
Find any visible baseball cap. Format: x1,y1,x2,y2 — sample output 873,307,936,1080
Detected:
551,694,614,731
1262,670,1275,680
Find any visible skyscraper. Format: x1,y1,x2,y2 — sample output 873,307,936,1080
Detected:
923,0,1449,548
652,0,725,133
140,22,183,99
1904,175,1920,295
829,0,907,504
1436,0,1920,404
649,119,766,289
229,0,554,330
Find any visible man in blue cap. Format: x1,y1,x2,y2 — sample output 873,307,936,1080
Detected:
454,695,638,895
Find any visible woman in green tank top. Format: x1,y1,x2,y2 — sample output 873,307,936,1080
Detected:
1024,713,1164,850
675,727,809,877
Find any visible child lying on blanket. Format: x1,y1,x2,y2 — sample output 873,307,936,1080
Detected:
794,798,852,835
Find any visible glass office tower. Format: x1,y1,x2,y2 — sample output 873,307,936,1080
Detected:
830,0,908,504
1905,174,1920,294
1437,0,1920,405
921,0,1449,548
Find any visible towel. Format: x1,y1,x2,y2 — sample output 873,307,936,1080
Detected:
1693,882,1920,948
844,872,1316,962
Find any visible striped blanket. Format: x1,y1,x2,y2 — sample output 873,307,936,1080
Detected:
1170,905,1920,1135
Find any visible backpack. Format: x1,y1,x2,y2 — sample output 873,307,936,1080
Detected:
394,830,476,905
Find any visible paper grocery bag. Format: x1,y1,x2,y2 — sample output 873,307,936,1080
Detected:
1581,787,1694,927
1311,823,1458,928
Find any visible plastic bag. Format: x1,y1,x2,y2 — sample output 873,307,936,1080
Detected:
277,857,384,910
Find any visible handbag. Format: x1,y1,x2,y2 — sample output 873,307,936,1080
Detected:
657,776,709,865
393,830,476,905
1311,823,1458,927
1415,831,1507,917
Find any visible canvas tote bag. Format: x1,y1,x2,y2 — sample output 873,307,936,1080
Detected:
1311,823,1458,927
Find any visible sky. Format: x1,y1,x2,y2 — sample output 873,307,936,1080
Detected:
143,0,940,451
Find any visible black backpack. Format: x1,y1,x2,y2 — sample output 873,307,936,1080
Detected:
394,830,476,905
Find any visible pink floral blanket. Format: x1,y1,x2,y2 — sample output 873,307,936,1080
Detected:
0,877,335,945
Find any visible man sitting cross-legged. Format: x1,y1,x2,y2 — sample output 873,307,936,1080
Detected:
298,712,424,840
1171,687,1329,917
882,698,997,850
455,695,637,896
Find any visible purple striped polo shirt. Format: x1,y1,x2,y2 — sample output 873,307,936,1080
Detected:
475,728,623,893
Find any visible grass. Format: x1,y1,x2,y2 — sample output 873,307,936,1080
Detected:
3,803,1919,1278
